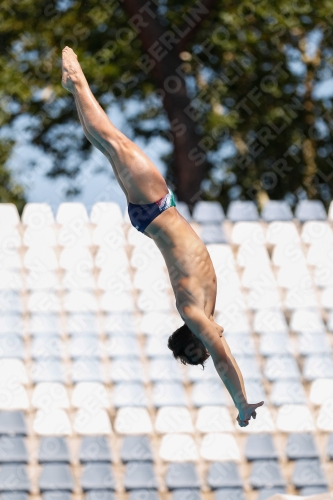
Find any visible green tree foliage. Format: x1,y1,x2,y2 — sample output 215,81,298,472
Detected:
0,0,332,210
0,138,25,211
191,0,333,209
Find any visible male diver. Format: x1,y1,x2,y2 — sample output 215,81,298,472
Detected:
62,46,264,427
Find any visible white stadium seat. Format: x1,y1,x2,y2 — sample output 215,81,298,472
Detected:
277,263,311,289
276,405,315,432
0,384,29,410
137,290,172,313
314,265,333,288
26,271,59,291
133,268,169,291
155,407,194,434
247,287,281,310
105,334,140,358
0,270,23,290
206,244,236,268
289,309,325,333
110,359,147,384
74,408,112,435
159,434,199,462
0,249,22,270
0,227,21,248
72,382,110,408
0,314,24,335
215,285,246,311
130,243,166,270
320,287,333,309
236,244,270,268
0,203,20,226
28,313,61,335
63,290,98,312
242,265,277,289
186,359,217,383
148,359,183,382
264,356,300,381
231,222,266,245
24,247,58,271
0,291,23,314
284,287,319,310
216,270,240,288
225,334,255,357
23,226,57,247
103,313,138,334
100,291,135,312
22,203,55,227
200,433,240,461
127,225,148,246
95,248,129,270
316,400,333,431
59,247,94,271
0,359,28,385
27,291,61,313
266,221,300,245
195,406,234,433
215,310,251,335
310,379,333,405
97,267,131,292
92,225,126,248
114,407,153,434
32,383,69,409
140,311,182,336
271,242,306,267
56,202,89,224
33,409,72,435
90,202,123,226
301,221,333,245
306,241,333,266
63,270,96,290
57,224,92,247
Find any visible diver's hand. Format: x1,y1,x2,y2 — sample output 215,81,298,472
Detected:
236,401,264,427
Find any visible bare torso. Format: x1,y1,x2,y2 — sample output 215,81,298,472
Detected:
144,206,217,320
107,136,218,321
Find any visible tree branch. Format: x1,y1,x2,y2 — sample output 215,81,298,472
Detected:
121,0,217,205
122,0,218,58
178,0,219,53
122,0,166,54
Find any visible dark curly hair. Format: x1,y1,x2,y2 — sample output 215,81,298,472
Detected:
167,323,210,368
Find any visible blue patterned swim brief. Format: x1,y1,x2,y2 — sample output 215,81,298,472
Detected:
128,188,176,233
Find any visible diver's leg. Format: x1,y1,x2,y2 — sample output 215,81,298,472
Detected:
74,93,129,202
62,46,168,204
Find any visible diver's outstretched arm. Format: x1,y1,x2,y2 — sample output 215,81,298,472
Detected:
183,307,264,427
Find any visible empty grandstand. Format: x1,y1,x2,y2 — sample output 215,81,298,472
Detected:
0,198,332,499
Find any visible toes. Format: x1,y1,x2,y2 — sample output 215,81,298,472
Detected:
62,46,77,58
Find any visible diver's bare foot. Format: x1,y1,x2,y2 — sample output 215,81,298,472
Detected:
62,46,84,93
